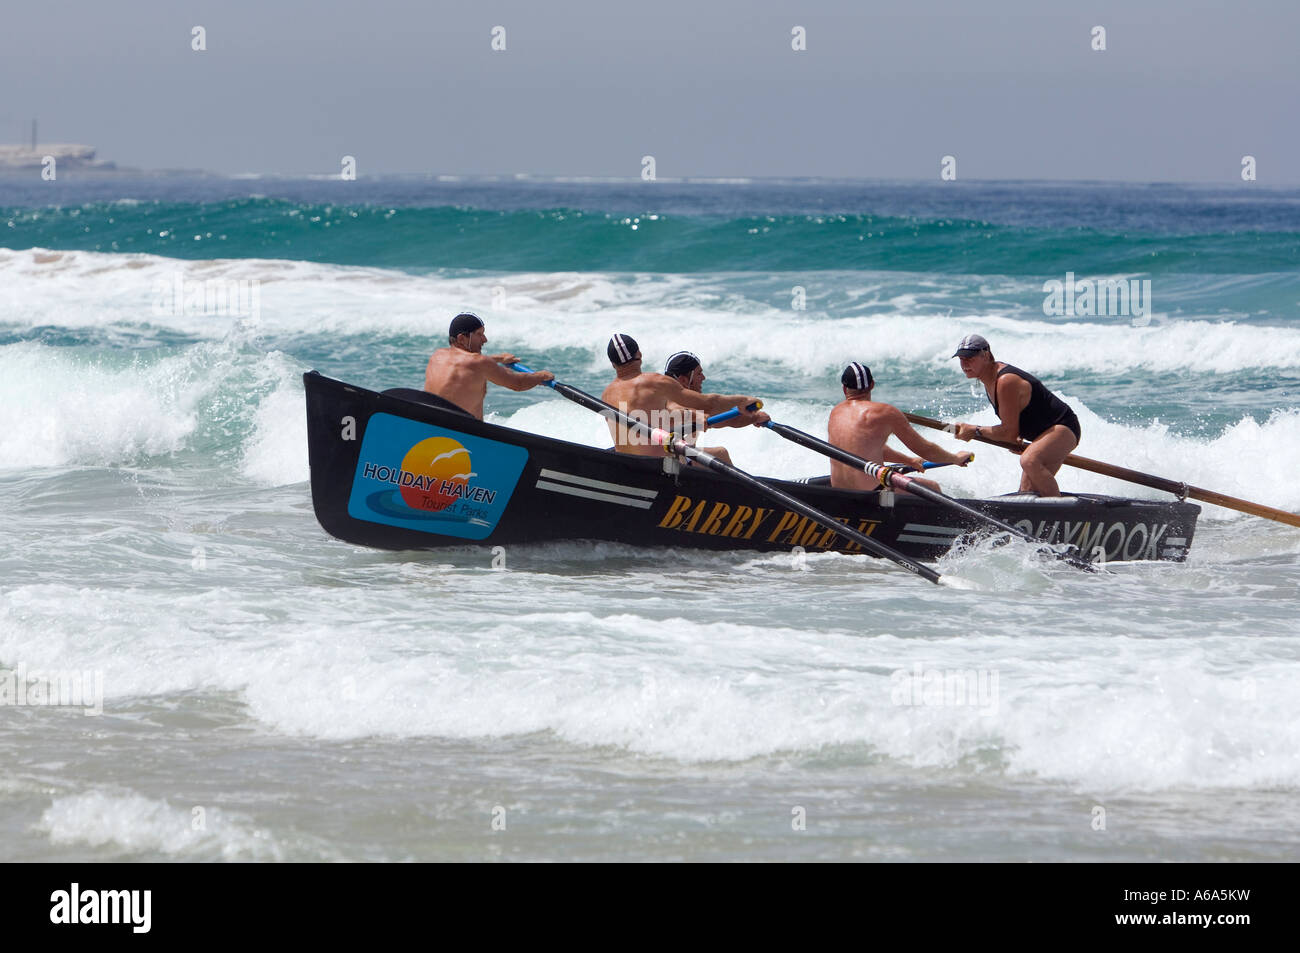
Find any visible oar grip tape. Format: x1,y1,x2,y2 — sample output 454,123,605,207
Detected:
878,464,909,489
650,428,677,454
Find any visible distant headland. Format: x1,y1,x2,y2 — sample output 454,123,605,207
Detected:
0,143,117,171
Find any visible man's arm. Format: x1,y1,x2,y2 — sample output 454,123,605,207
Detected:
665,380,766,425
667,383,738,415
664,402,711,435
883,447,925,469
482,357,554,391
889,409,973,466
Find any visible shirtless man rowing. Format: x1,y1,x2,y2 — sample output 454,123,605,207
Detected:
828,362,972,492
600,335,768,466
423,312,553,419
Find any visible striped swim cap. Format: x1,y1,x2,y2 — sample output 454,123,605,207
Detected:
841,362,874,390
607,333,640,366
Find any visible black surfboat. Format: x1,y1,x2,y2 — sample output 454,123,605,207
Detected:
303,371,1200,563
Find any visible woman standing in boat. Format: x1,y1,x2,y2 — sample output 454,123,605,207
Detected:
950,334,1081,498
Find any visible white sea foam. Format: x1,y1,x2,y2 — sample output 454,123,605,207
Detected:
4,585,1297,792
240,363,309,486
4,248,1300,377
0,341,202,469
37,791,286,860
0,339,306,475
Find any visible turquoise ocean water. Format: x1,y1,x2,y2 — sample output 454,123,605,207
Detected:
1,176,1298,861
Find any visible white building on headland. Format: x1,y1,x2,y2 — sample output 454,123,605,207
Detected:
0,144,116,170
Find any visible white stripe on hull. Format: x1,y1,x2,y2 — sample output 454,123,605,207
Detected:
901,523,965,536
537,468,658,498
535,480,655,508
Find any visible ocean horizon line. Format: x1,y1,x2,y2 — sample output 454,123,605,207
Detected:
2,166,1296,190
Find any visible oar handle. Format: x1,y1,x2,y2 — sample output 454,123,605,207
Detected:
922,454,972,470
705,400,763,426
509,361,555,386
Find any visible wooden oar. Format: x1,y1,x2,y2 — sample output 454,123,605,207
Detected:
905,411,1300,529
762,421,1097,572
511,364,948,585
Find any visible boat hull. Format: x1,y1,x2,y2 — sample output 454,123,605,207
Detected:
304,372,1200,562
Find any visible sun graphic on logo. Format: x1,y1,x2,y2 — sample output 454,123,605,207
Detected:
398,437,474,512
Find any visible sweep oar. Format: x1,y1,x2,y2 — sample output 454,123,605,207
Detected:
760,420,1096,571
511,365,948,585
904,412,1300,529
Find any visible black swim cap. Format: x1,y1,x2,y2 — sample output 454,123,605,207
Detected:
607,333,640,366
841,362,874,391
449,311,484,341
664,350,701,378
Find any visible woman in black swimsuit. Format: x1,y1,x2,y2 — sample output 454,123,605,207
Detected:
948,334,1081,497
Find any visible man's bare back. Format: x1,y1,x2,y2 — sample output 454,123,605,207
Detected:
424,346,509,418
828,398,970,491
422,314,552,419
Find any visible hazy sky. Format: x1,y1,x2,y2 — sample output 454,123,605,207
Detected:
2,0,1296,182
